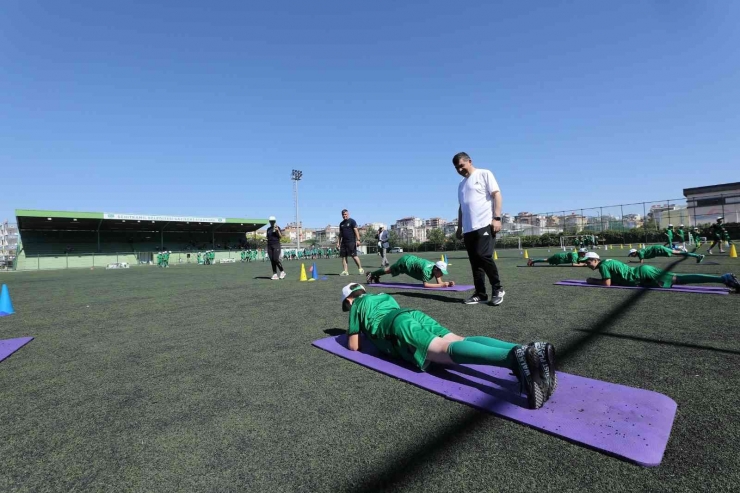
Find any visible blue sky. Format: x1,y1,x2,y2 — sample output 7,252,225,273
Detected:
2,1,738,228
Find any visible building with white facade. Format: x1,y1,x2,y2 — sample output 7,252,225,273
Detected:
1,221,18,268
425,217,447,229
392,217,426,243
684,182,740,225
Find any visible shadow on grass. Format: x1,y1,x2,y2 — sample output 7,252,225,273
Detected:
323,328,346,336
516,265,583,268
390,292,462,304
346,256,689,493
573,329,740,356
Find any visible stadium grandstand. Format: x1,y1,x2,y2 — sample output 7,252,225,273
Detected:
14,209,268,271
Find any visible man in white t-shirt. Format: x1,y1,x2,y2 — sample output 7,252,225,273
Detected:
453,152,505,306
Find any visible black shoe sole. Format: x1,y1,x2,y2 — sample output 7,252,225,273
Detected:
542,343,558,398
516,346,546,410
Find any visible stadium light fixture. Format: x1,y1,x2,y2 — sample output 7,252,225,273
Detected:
47,218,52,221
291,169,303,250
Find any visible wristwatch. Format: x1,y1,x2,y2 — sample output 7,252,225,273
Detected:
493,216,502,221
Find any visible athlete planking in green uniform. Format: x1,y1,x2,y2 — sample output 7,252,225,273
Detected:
340,283,556,409
366,254,453,288
581,253,740,292
528,248,588,267
628,245,704,264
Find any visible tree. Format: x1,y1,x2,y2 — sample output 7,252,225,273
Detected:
361,228,379,246
427,228,446,250
307,238,319,247
388,230,400,248
280,235,291,244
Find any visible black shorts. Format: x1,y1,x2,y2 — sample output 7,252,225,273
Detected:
340,242,357,258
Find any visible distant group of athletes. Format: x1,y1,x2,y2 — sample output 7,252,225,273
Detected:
527,216,740,293
662,217,734,254
237,247,339,263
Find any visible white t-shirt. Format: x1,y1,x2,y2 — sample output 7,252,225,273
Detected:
458,169,500,234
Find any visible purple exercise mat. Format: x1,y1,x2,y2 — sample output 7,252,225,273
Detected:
0,337,34,363
368,282,474,292
313,334,677,467
555,279,729,295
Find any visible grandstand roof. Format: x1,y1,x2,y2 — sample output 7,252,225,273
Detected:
15,209,268,233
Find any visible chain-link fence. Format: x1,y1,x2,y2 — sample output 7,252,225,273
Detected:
496,192,739,248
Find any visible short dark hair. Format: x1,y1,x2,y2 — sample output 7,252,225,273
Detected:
452,152,471,166
341,209,349,214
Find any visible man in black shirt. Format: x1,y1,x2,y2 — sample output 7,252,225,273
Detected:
266,216,286,280
337,209,364,276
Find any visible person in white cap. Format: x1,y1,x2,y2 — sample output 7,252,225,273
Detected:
627,245,703,264
339,283,556,409
266,216,286,280
676,224,687,248
581,252,740,291
365,254,454,288
706,217,732,254
663,224,675,247
376,226,390,267
527,248,588,267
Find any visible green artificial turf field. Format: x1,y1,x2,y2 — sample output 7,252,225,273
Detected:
1,249,738,492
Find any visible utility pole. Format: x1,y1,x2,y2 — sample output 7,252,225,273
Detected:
291,170,303,250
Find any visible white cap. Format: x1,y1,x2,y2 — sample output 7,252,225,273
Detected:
582,252,600,260
434,261,448,275
680,224,684,227
269,216,276,221
628,248,637,254
578,247,588,253
668,223,673,227
341,283,365,311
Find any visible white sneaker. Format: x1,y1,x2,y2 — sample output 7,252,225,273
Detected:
279,271,286,279
489,289,506,306
358,268,364,274
271,274,279,280
340,270,349,276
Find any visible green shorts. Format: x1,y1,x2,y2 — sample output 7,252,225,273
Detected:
382,309,450,370
389,255,412,277
635,265,674,288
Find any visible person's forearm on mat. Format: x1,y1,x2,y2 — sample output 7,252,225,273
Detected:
347,334,360,351
587,278,611,286
423,280,453,288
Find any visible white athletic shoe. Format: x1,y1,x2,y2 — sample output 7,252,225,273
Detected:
279,271,286,279
358,268,364,275
271,274,279,280
340,271,349,276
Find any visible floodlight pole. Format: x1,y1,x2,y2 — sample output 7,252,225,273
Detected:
291,170,303,250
